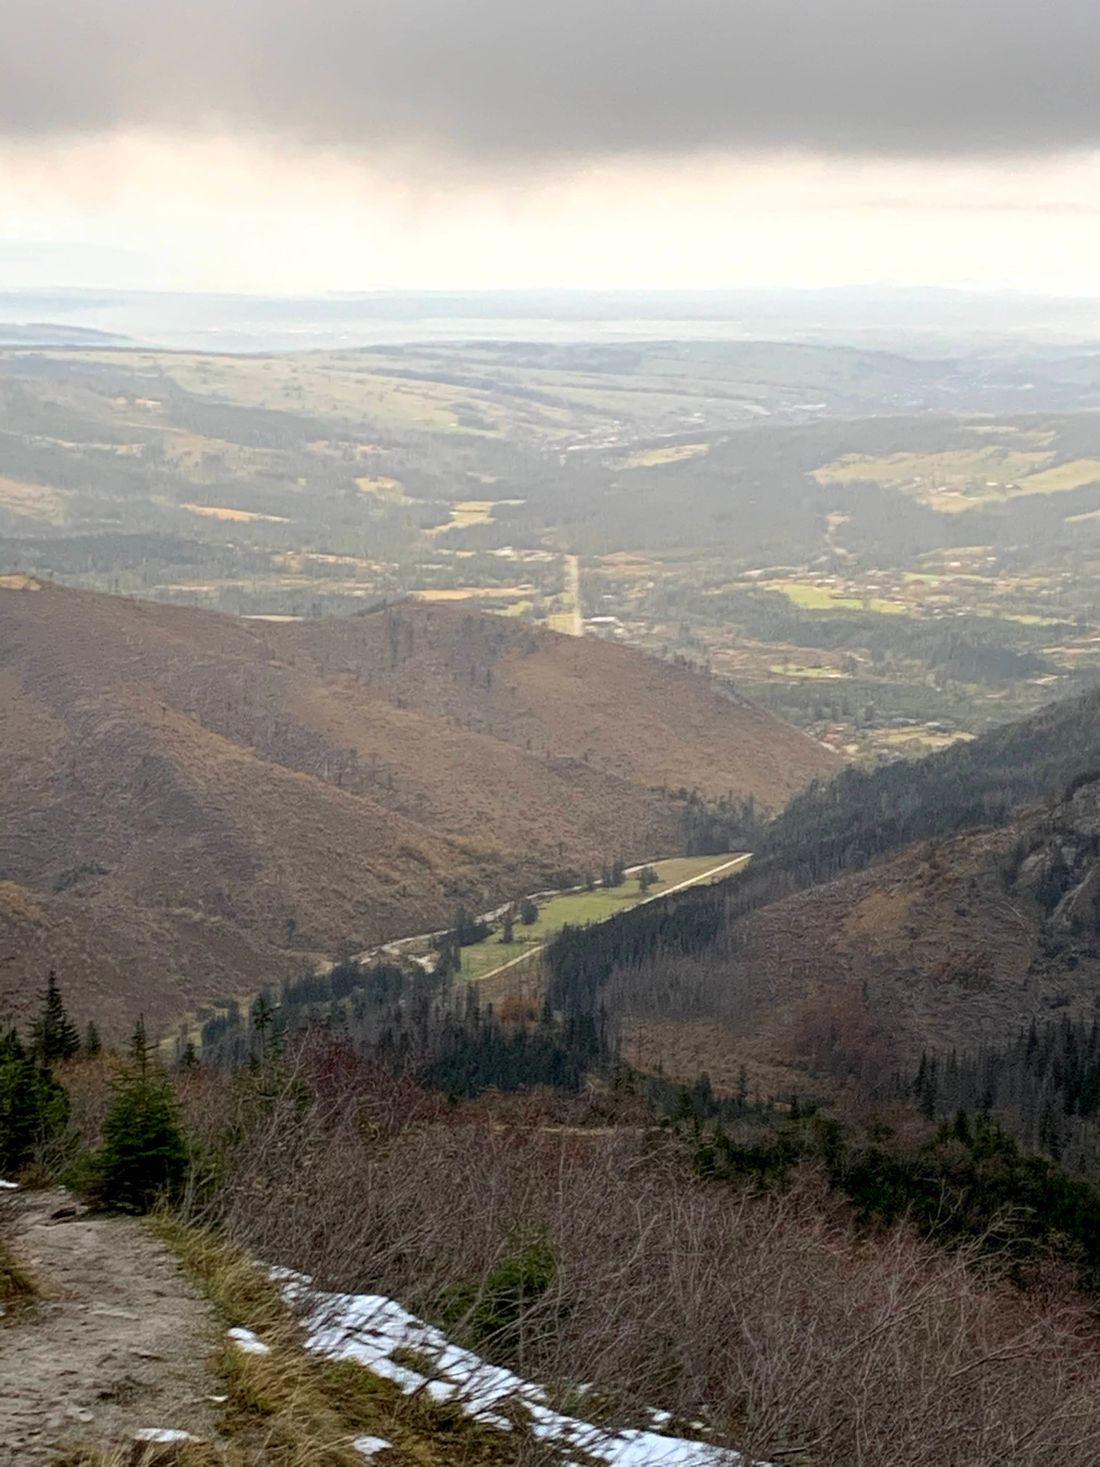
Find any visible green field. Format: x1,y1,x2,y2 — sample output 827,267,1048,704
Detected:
457,853,750,982
766,580,907,615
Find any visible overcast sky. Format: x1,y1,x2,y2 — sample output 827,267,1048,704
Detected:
4,0,1100,294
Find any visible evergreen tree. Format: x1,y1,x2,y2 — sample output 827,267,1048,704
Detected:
251,991,276,1061
129,1014,150,1069
736,1064,749,1109
31,972,80,1064
637,865,659,895
96,1017,188,1213
0,1029,69,1175
519,897,539,926
435,939,458,980
500,909,515,945
83,1022,101,1059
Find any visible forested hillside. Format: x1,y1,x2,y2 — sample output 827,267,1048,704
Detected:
757,681,1100,893
512,699,1100,1097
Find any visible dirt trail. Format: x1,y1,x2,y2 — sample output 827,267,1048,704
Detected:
0,1189,220,1464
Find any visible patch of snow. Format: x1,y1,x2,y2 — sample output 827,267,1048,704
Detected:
133,1428,200,1444
364,1355,430,1393
0,1180,18,1190
474,1410,515,1432
269,1263,312,1289
280,1275,771,1467
228,1326,271,1356
353,1436,393,1460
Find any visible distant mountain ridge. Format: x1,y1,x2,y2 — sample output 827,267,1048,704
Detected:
0,581,833,1032
0,322,127,346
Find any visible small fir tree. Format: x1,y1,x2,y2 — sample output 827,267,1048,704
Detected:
434,939,459,980
83,1022,102,1058
31,972,80,1065
251,992,275,1061
96,1017,188,1213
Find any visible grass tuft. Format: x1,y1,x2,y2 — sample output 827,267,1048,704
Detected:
149,1214,364,1464
148,1215,529,1465
0,1239,36,1313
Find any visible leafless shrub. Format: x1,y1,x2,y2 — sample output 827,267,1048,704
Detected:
183,1042,1100,1466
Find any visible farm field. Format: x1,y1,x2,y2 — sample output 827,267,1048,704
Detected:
621,442,710,468
765,579,907,615
7,338,1100,765
455,853,751,982
813,443,1100,509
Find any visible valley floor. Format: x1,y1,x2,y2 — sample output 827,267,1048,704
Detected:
370,853,751,985
464,853,752,984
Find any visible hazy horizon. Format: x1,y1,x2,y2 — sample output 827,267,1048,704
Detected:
9,281,1100,354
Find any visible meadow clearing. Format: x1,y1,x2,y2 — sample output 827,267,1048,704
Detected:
456,853,751,982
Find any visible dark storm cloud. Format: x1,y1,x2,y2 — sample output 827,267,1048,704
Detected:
2,0,1098,159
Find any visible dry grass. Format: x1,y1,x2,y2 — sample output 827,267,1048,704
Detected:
424,500,497,535
0,1190,37,1324
149,1216,541,1466
415,585,531,602
56,1444,222,1466
621,443,709,469
180,503,290,524
0,476,71,522
1018,457,1100,493
0,1239,36,1311
150,1217,364,1465
356,475,410,503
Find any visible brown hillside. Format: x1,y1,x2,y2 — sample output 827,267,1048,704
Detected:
266,602,834,809
623,779,1100,1097
0,583,832,1032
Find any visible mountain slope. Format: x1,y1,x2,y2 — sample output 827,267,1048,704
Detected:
759,681,1100,890
521,681,1100,1097
0,580,833,1031
268,601,829,809
621,774,1100,1097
